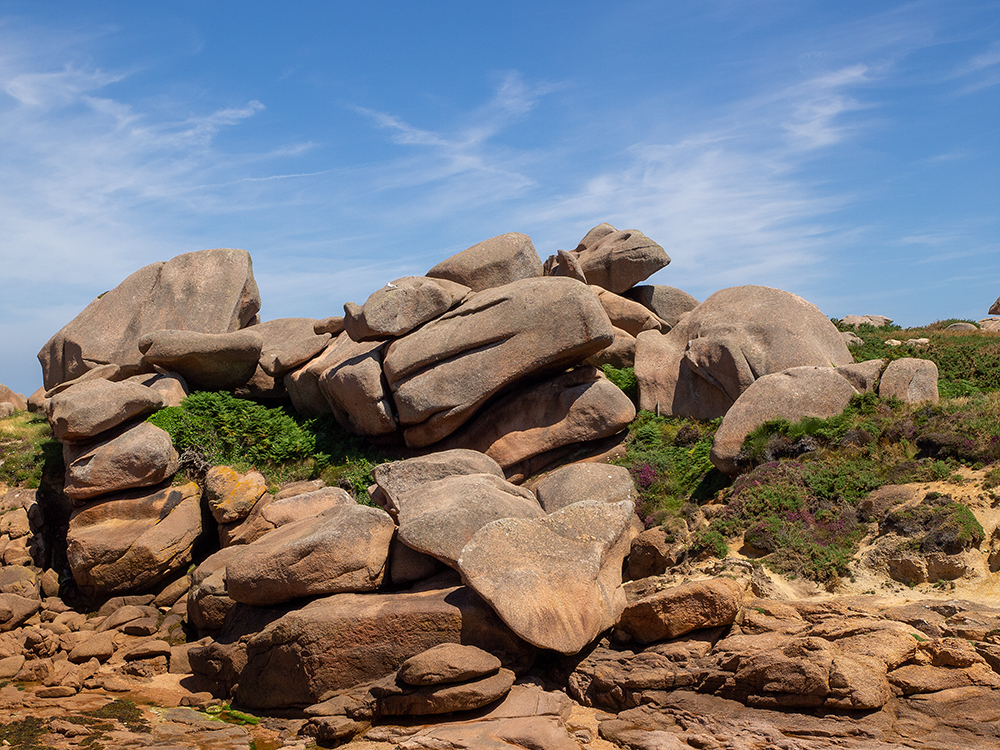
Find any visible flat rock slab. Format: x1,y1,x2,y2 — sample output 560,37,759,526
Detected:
46,379,165,442
383,276,614,447
458,499,636,654
138,329,263,391
379,668,515,716
225,502,395,605
398,643,502,686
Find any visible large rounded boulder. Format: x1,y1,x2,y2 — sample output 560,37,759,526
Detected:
635,286,852,420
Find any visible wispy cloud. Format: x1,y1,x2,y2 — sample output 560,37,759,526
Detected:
951,41,1000,94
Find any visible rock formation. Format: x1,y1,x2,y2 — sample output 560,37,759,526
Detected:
2,227,979,750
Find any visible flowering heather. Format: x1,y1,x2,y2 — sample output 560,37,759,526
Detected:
631,462,657,489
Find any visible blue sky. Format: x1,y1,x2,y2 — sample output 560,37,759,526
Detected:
1,1,997,396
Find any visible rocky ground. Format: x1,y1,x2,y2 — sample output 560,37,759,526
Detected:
3,469,999,749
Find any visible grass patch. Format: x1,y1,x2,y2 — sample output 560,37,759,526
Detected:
205,704,260,725
0,411,62,489
147,391,389,502
84,699,150,733
0,715,56,750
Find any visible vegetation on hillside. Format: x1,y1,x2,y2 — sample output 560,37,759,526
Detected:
833,319,1000,398
146,391,388,501
606,319,1000,584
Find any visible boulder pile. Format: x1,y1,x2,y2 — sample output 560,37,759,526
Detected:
1,222,980,748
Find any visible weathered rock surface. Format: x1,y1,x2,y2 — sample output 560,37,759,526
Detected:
841,314,893,328
318,338,397,436
187,547,241,633
63,422,179,502
555,224,671,294
220,486,353,547
617,578,744,644
284,333,396,432
544,248,587,283
38,247,260,389
252,317,326,377
383,276,615,447
533,463,637,514
879,357,940,404
458,499,636,654
372,449,505,514
626,285,700,328
585,325,638,368
138,329,263,391
436,367,635,474
344,276,470,341
710,366,859,475
204,466,267,525
128,370,189,407
378,668,515,716
66,483,203,597
591,287,668,336
394,473,543,569
0,593,40,632
233,582,533,708
627,524,688,579
224,503,395,605
427,233,542,292
835,358,885,393
45,379,165,442
397,643,502,686
0,384,27,411
635,285,853,420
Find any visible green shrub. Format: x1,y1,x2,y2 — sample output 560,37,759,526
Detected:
613,411,728,526
148,392,386,501
691,528,729,558
148,391,316,468
601,364,638,406
881,493,985,554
